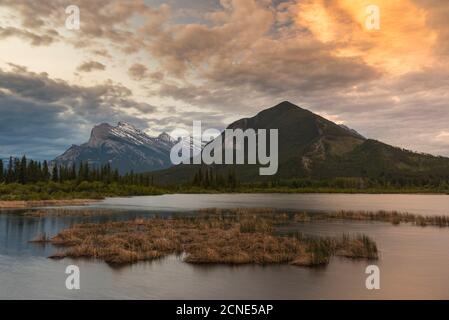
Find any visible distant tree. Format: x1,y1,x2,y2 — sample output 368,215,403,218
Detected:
27,159,39,183
6,156,14,183
204,169,210,187
58,165,65,182
0,159,3,183
77,162,84,183
113,169,119,183
19,156,27,184
11,158,19,182
52,165,59,182
71,163,77,180
42,161,50,181
227,169,238,189
193,171,199,186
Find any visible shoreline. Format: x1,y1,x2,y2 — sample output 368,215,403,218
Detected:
0,199,100,209
46,210,378,266
1,190,448,208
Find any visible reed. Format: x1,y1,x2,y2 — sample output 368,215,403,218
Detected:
29,232,50,243
198,207,449,228
47,211,378,267
322,210,449,227
24,208,118,217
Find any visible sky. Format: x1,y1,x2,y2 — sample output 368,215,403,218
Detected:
0,0,448,160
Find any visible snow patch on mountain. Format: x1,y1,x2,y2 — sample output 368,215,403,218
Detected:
55,122,177,173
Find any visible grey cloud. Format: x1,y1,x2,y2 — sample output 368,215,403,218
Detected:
1,0,448,159
0,67,164,159
0,0,171,52
128,63,149,81
0,26,57,46
0,94,83,160
77,61,106,73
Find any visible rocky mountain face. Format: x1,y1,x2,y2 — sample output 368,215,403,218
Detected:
55,122,175,173
154,101,449,183
55,101,449,182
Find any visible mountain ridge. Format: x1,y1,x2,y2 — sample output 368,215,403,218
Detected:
54,122,175,173
153,101,449,184
54,101,449,184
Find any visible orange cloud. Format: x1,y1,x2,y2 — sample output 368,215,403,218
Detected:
295,0,438,75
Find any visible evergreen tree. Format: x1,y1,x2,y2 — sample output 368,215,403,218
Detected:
71,163,77,180
19,156,27,184
13,158,20,182
193,171,199,186
6,157,13,183
42,161,50,181
0,159,3,183
52,165,59,182
113,169,119,182
27,159,38,183
204,169,210,187
83,162,90,181
77,162,84,183
58,165,65,182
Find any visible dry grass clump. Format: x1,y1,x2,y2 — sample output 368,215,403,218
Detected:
290,233,378,266
199,208,449,228
29,232,50,243
47,211,377,267
24,208,118,217
318,210,449,227
0,199,97,209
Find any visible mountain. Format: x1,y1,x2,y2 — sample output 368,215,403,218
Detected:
54,122,175,173
154,101,449,184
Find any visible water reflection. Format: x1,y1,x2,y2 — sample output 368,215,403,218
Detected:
1,193,449,299
96,193,449,216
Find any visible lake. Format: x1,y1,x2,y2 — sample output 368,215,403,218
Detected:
1,193,449,299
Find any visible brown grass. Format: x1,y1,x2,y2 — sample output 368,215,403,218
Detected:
0,199,97,209
24,208,118,217
29,232,50,243
199,208,449,227
47,210,378,267
310,210,449,227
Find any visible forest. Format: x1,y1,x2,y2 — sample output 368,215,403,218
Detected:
1,156,449,201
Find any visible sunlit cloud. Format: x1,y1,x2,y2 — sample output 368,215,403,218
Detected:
0,0,448,159
295,0,438,74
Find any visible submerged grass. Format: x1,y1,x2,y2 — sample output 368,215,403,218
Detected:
29,232,50,243
24,208,119,217
199,208,449,228
47,209,378,267
30,206,449,268
312,210,449,227
272,232,379,266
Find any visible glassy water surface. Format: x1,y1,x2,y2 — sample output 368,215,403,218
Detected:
1,193,449,299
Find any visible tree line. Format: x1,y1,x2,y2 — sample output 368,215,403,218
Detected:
0,156,154,186
192,167,239,189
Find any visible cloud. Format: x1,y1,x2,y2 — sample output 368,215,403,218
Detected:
0,26,57,46
0,0,448,158
0,0,171,51
0,66,161,159
294,0,438,75
128,63,149,81
76,61,106,72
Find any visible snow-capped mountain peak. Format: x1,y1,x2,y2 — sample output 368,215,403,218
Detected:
158,132,174,143
55,122,177,173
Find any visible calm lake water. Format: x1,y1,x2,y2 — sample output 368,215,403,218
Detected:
1,193,449,300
